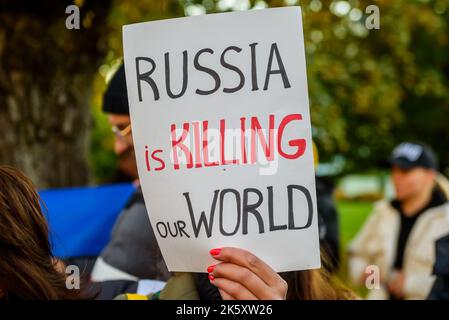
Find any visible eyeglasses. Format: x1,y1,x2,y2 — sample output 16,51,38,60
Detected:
112,123,132,138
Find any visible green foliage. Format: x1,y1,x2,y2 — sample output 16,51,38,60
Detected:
90,0,449,182
181,0,449,174
306,0,449,174
89,75,118,183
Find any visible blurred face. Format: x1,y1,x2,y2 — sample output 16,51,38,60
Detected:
391,166,435,201
108,114,138,180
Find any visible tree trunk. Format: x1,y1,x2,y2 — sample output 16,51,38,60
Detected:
0,0,112,188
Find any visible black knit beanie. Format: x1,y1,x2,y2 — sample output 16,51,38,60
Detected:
102,64,129,115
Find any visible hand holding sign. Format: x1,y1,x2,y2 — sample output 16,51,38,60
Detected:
123,7,320,272
208,247,288,300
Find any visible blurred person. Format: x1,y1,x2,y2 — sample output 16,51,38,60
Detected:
313,142,341,273
0,165,86,300
90,64,170,283
316,177,340,272
348,142,449,299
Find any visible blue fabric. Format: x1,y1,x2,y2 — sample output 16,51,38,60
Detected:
39,183,136,259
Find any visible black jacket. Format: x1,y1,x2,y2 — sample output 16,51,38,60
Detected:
428,234,449,300
316,177,340,272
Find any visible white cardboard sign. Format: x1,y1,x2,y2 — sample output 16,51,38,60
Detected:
123,7,320,272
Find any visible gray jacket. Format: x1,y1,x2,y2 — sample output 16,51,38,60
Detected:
101,189,170,280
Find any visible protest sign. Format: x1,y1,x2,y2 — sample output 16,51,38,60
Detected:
123,7,320,272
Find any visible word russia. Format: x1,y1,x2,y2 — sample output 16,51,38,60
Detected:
134,42,291,102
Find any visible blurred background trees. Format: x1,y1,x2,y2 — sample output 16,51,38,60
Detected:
0,0,112,188
1,0,448,188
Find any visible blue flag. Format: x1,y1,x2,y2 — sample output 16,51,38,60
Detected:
40,183,136,258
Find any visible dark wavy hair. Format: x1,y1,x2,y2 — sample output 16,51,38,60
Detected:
0,165,84,300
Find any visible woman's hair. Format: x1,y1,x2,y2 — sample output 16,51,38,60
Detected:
283,252,355,300
0,165,82,300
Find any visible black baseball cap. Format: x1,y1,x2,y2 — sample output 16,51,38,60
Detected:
388,142,438,170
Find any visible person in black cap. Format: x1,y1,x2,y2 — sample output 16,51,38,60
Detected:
348,142,449,299
90,64,170,286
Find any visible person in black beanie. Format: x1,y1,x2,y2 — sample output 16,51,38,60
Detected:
91,63,222,299
102,64,138,181
90,63,171,285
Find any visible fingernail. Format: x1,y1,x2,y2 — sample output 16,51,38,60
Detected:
210,248,222,256
208,274,215,281
207,264,216,273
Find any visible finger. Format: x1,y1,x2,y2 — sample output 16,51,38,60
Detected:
210,277,259,300
210,247,284,289
218,288,235,300
210,262,276,300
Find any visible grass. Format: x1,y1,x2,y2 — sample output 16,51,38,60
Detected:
337,200,373,251
336,200,374,297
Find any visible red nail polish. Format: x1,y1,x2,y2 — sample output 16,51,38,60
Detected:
208,274,215,281
207,265,215,273
210,248,222,256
